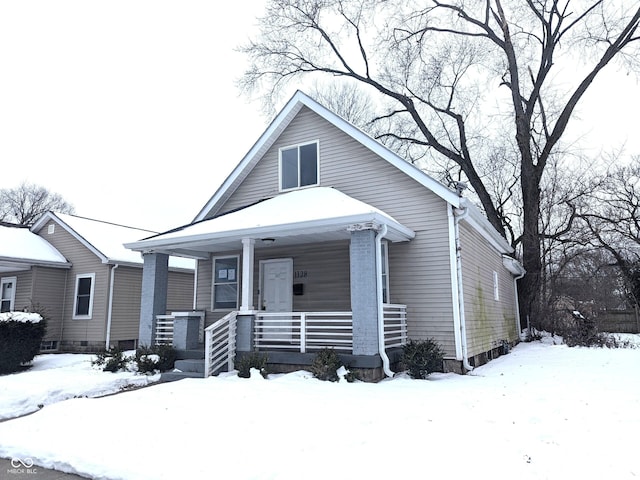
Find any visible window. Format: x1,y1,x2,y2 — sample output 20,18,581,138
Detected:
40,340,58,351
48,224,55,234
1,277,17,313
493,271,500,301
73,273,95,319
279,141,319,190
381,242,390,304
212,256,239,310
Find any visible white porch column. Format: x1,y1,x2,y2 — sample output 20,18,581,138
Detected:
240,238,255,312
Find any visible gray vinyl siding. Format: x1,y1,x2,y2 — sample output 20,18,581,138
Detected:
0,268,67,345
197,241,352,327
30,266,68,344
35,221,110,345
109,266,142,345
210,106,458,356
2,270,33,312
459,222,518,356
167,270,195,312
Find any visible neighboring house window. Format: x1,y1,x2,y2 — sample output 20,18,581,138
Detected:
48,224,55,234
73,273,95,319
381,242,390,304
1,277,17,313
279,141,319,190
493,271,500,301
212,256,239,310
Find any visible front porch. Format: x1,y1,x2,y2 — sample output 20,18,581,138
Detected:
154,304,407,380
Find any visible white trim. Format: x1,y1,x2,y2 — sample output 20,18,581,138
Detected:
240,238,255,312
0,276,17,313
381,240,390,304
211,255,240,311
446,207,463,361
493,271,500,301
72,273,96,320
278,139,320,192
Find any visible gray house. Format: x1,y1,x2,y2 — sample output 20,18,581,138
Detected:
0,213,195,352
126,91,524,379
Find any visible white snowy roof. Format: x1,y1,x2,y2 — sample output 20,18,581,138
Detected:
126,187,415,257
0,225,70,273
31,213,194,271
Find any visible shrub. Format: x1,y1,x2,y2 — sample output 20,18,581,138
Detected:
236,352,268,378
310,348,342,382
563,310,610,348
134,344,177,373
401,338,444,379
0,312,47,374
92,347,130,373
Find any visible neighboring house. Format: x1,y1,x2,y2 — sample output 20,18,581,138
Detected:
125,90,525,380
0,213,195,352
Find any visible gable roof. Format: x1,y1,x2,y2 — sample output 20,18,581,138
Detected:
126,187,415,257
0,224,70,273
194,90,461,222
31,212,195,271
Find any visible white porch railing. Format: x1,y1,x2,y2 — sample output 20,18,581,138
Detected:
383,303,408,348
154,315,175,345
204,311,238,377
254,311,353,353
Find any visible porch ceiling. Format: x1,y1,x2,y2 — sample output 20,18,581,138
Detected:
125,187,415,258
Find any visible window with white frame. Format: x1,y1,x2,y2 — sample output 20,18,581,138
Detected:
73,273,95,319
381,241,390,304
1,277,17,313
212,256,239,310
279,141,319,190
493,271,500,301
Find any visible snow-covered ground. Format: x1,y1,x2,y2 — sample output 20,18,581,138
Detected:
1,338,639,480
0,354,158,421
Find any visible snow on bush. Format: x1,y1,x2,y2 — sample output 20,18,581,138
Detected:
0,312,43,323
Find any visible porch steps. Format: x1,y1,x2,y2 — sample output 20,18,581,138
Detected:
159,349,206,383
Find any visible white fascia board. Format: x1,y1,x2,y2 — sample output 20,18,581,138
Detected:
299,92,461,208
34,212,110,263
461,199,513,255
502,255,526,276
127,212,414,252
193,94,305,222
0,256,71,269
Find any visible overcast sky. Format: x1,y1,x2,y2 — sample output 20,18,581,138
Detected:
1,1,638,233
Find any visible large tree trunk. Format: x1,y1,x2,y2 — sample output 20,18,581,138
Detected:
518,162,543,330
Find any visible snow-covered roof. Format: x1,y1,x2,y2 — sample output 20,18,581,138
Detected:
31,213,194,271
194,90,461,222
0,224,70,273
126,187,415,257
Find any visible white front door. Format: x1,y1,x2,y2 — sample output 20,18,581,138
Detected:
260,259,293,340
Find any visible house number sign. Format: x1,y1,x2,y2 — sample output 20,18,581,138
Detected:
294,270,308,279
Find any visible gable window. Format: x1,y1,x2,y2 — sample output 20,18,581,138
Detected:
381,242,390,304
1,277,17,313
73,273,95,319
279,141,319,190
212,256,239,310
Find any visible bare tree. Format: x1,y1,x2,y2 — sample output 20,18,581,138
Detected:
580,160,640,306
241,0,640,325
0,182,75,226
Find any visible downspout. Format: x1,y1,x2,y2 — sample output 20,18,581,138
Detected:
453,205,474,372
105,264,119,350
60,269,69,344
375,223,393,377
